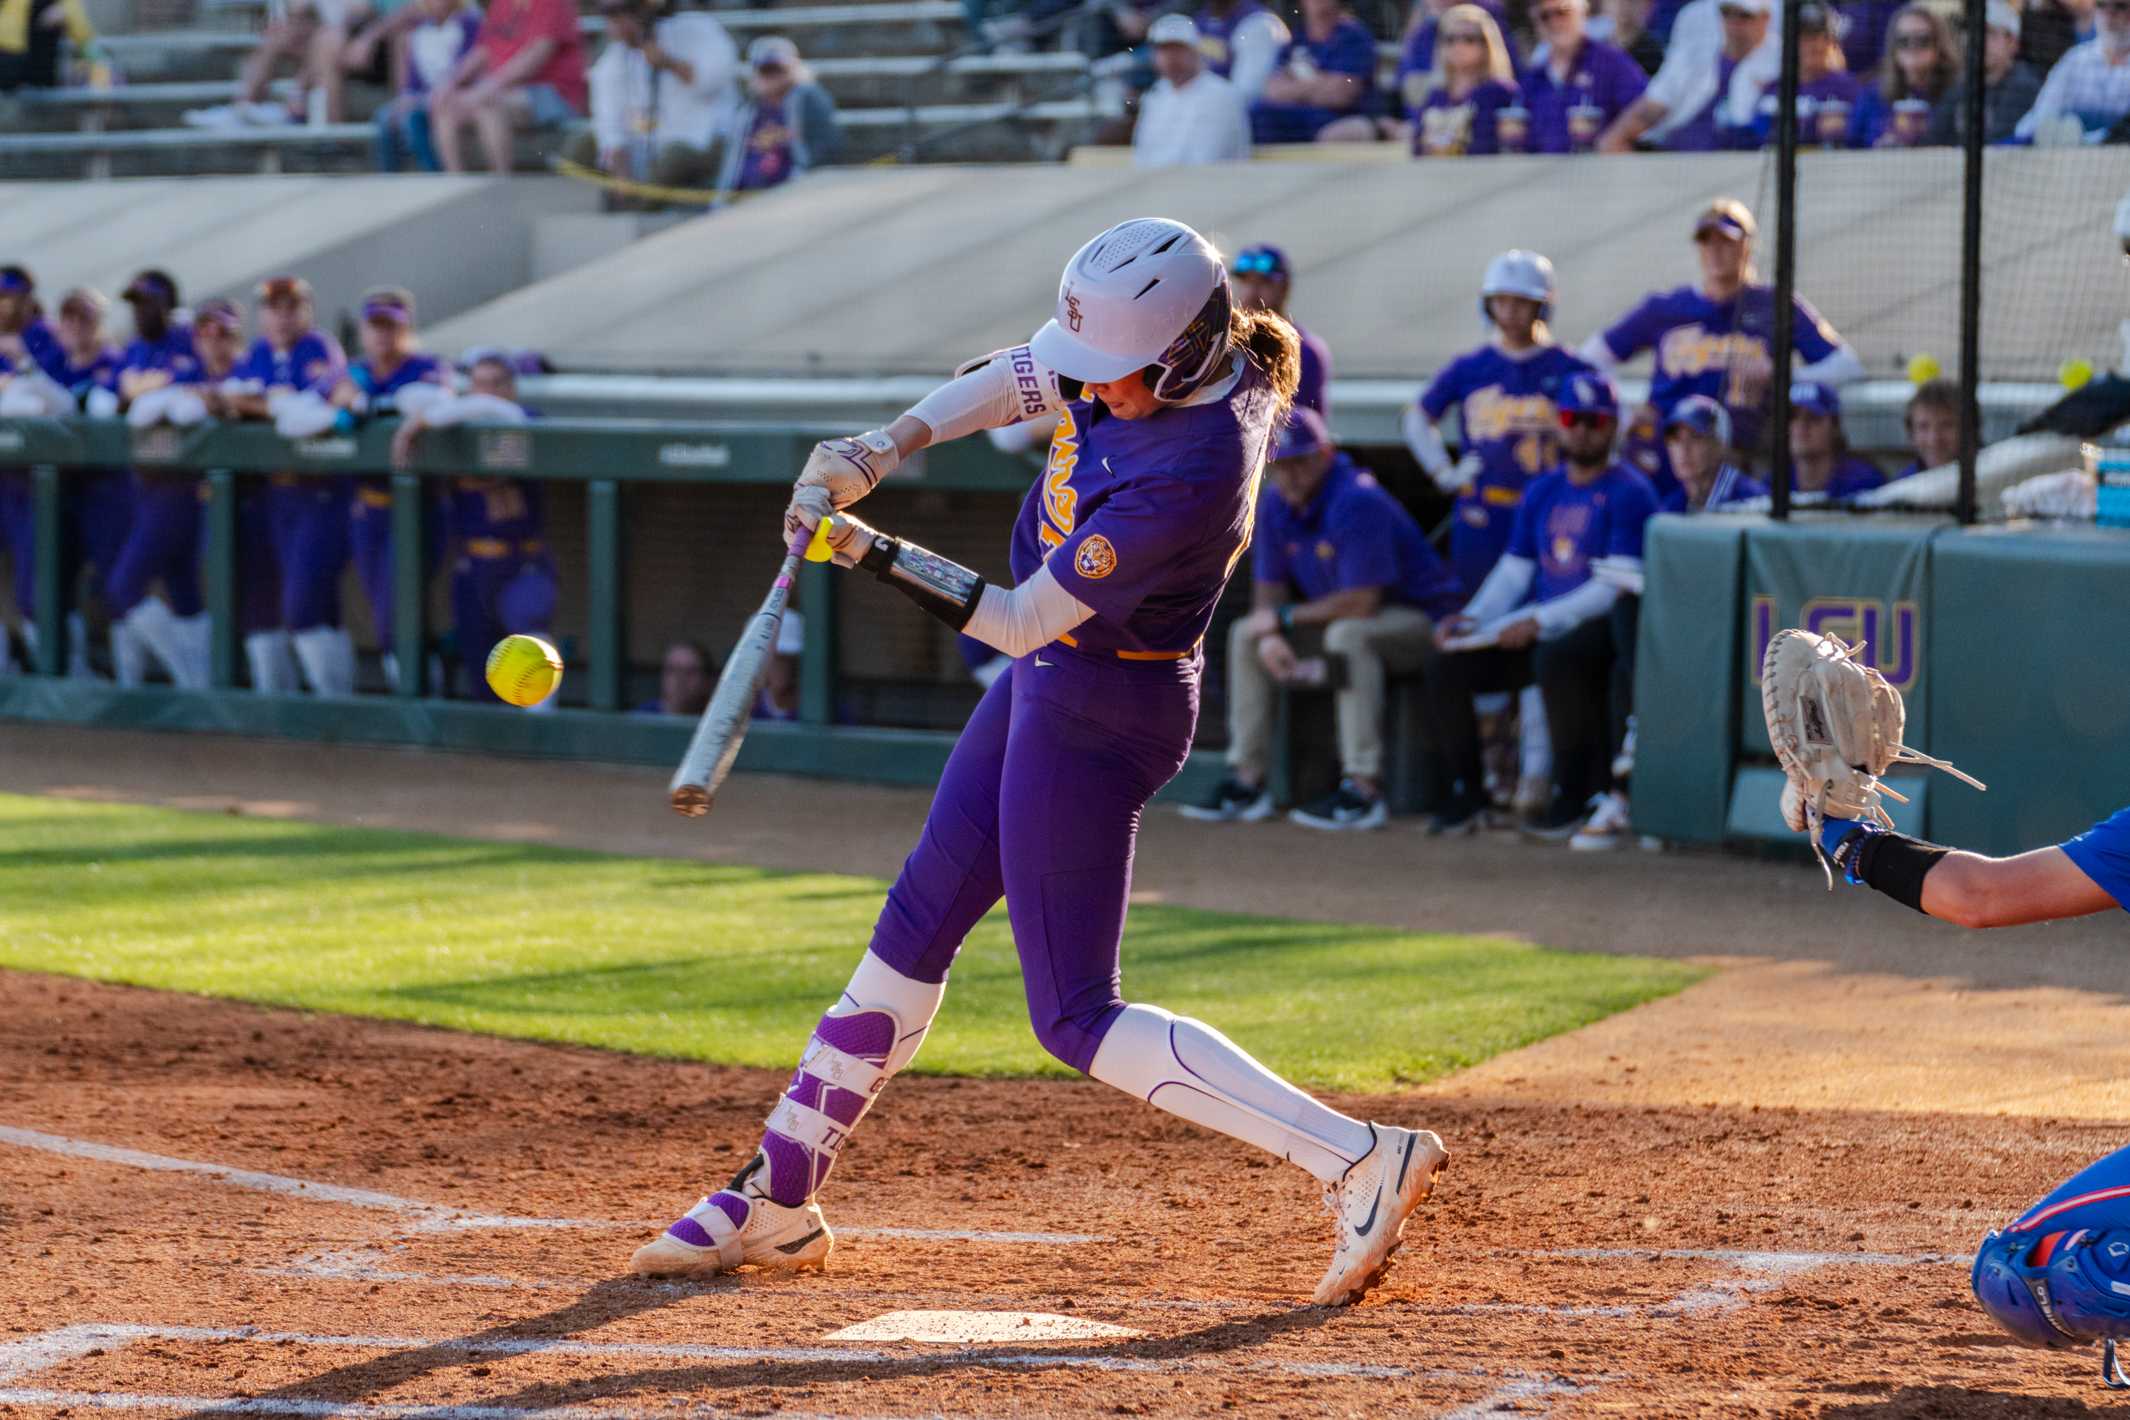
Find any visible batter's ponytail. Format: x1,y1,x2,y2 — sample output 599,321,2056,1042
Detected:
1229,307,1301,423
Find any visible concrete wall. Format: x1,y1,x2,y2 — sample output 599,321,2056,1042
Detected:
429,148,2129,382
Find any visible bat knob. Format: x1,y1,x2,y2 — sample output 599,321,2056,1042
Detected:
670,786,711,817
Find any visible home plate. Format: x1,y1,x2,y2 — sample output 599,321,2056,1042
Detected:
824,1310,1141,1343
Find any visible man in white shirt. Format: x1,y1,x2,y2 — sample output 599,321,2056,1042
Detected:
565,0,738,194
1134,14,1253,167
1600,0,1780,149
2016,0,2130,142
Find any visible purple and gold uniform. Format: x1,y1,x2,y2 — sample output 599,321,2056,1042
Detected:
865,364,1280,1075
1418,343,1594,592
1255,453,1463,613
444,473,556,701
1595,284,1843,458
105,325,206,621
236,329,350,633
345,352,452,652
1508,458,1659,603
1412,77,1523,154
1294,322,1332,420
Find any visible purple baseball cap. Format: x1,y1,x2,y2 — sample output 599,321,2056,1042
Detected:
361,286,416,324
1789,381,1841,418
1693,198,1757,243
124,269,179,307
1272,406,1331,462
1665,394,1733,445
0,266,33,295
193,296,244,332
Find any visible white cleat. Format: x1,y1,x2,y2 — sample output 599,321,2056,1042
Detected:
1313,1123,1448,1306
629,1155,834,1278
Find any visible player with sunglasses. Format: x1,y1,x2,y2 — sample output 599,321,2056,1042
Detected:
1229,244,1331,419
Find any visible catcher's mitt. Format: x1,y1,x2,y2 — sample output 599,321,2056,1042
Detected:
1761,628,1986,887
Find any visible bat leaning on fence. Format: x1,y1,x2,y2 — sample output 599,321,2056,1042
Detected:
669,523,825,817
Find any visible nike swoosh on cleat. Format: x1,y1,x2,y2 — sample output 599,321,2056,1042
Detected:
776,1228,826,1255
1394,1135,1416,1191
1354,1187,1383,1238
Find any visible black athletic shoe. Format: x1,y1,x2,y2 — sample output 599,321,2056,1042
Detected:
1290,779,1388,831
1427,792,1490,837
1521,793,1590,841
1179,775,1276,823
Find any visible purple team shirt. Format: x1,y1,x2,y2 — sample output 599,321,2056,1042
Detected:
1737,69,1865,147
736,98,799,190
1661,51,1742,150
118,326,202,386
1598,283,1842,450
1506,461,1659,603
1520,37,1647,152
231,329,346,395
1253,453,1463,614
1412,78,1522,154
1013,362,1280,659
1396,0,1512,94
350,350,452,411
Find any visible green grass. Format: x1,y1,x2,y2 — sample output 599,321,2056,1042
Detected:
0,793,1705,1091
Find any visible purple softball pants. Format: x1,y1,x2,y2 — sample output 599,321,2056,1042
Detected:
868,644,1199,1074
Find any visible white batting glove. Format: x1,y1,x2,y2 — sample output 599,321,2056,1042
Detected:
1433,453,1484,494
820,511,881,569
783,429,900,543
783,483,834,546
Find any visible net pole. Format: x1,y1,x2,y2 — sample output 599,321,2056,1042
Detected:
1769,0,1802,522
1956,0,1987,526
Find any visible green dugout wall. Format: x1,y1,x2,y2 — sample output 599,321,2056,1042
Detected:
1637,514,2130,857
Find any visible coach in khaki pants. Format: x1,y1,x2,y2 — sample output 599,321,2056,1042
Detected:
1183,407,1465,832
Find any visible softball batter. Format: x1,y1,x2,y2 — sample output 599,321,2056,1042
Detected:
630,218,1447,1305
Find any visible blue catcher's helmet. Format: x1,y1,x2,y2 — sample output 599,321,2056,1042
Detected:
1974,1143,2130,1356
1972,1228,2087,1349
1552,368,1621,422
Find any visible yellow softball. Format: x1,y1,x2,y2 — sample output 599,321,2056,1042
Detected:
485,634,563,707
2061,357,2095,391
1906,353,1942,386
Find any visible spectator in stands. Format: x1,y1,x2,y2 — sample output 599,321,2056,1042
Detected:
753,609,804,719
1134,14,1252,166
1193,0,1290,101
1521,0,1647,152
0,0,96,90
1853,2,1956,146
1659,395,1766,509
185,0,363,128
1427,369,1655,845
375,0,482,171
1410,4,1523,154
639,638,715,715
1230,244,1331,418
1390,0,1511,117
1931,1,2042,144
1735,1,1861,147
566,0,737,195
1579,200,1863,499
430,0,587,173
712,36,840,204
2016,0,2130,141
1786,381,1885,497
1591,0,1666,74
1249,0,1377,144
1898,377,1965,476
1186,408,1463,832
1599,0,1776,150
2023,0,2098,75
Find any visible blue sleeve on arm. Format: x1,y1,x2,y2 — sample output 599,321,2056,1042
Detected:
2060,806,2130,912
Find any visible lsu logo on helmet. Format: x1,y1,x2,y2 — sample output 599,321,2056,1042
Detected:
1074,534,1118,580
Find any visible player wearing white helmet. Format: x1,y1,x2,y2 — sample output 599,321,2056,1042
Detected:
630,218,1448,1306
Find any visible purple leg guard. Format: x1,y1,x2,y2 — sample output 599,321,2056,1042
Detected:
756,1007,898,1208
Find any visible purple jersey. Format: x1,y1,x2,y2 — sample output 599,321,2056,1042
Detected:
1396,0,1512,95
1659,462,1767,511
1598,283,1842,449
1294,322,1332,419
233,329,346,395
1012,362,1279,659
1506,461,1658,604
1738,69,1865,147
1661,50,1742,150
1419,342,1594,590
1254,453,1463,615
1788,453,1885,499
1412,78,1521,154
446,475,545,547
1194,0,1269,76
118,326,202,387
1278,15,1377,97
350,351,452,412
1520,37,1647,152
735,98,798,191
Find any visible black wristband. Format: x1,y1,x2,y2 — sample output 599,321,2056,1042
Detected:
860,534,986,632
1276,604,1296,634
1852,832,1951,914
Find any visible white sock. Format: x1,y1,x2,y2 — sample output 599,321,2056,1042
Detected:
291,626,356,696
168,612,212,690
1519,682,1552,783
246,630,302,693
1088,1003,1375,1183
115,599,176,686
65,612,92,679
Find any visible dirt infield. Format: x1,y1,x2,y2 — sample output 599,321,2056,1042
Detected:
7,723,2130,1415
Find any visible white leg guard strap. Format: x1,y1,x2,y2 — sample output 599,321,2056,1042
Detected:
292,626,356,696
1089,1003,1375,1184
1519,681,1553,783
246,630,303,694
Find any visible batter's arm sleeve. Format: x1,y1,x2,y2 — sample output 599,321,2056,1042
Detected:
1577,330,1628,370
961,563,1095,658
1796,344,1865,387
903,344,1073,443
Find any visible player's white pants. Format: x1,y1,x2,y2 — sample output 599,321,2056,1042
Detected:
247,630,303,694
1089,1004,1375,1184
291,626,356,697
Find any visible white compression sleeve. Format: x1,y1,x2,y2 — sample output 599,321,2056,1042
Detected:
413,392,530,428
1797,344,1865,388
961,563,1094,659
1089,1004,1376,1184
1532,577,1620,639
1575,333,1624,371
905,345,1071,445
1401,403,1452,478
1461,553,1537,626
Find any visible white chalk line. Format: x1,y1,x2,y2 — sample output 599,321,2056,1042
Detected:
1437,1378,1595,1420
0,1125,1103,1246
0,1388,886,1420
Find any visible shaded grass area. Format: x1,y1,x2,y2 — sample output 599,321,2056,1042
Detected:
0,793,1705,1090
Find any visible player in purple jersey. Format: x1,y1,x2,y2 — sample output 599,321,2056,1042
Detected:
1407,250,1592,596
1657,395,1767,511
1423,369,1658,841
1229,244,1331,419
1783,380,1885,499
331,287,453,692
1579,199,1863,493
628,219,1448,1305
229,275,355,696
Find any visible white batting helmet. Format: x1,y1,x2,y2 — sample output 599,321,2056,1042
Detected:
1029,218,1233,403
1479,249,1555,323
